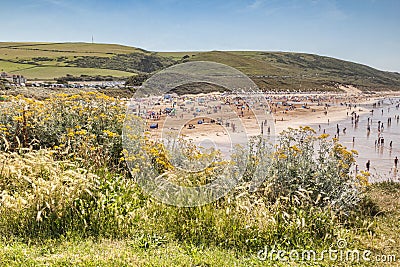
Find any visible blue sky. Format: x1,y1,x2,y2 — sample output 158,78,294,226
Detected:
1,0,399,71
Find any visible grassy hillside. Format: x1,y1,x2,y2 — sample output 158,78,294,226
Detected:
1,42,400,91
182,51,400,91
0,42,171,80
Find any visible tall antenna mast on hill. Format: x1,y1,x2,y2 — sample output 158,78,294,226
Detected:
92,35,94,44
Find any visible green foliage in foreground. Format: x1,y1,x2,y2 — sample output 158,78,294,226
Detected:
0,93,396,266
0,182,398,266
0,126,367,253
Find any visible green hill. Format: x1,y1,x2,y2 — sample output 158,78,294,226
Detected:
0,42,174,80
1,42,400,91
175,51,400,91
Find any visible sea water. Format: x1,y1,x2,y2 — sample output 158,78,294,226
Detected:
314,97,400,182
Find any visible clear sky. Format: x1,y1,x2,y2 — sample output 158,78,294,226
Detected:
1,0,399,72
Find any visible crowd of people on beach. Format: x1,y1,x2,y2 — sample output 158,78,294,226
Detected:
130,92,400,181
269,94,399,181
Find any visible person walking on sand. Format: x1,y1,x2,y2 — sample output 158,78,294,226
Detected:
395,157,399,168
366,160,371,172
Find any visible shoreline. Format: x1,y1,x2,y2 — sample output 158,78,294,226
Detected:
270,91,400,133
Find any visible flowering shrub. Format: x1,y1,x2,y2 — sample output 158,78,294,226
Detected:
266,126,364,213
0,92,125,169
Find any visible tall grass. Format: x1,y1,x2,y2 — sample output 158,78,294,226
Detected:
0,150,98,238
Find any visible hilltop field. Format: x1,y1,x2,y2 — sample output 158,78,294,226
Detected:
1,42,400,92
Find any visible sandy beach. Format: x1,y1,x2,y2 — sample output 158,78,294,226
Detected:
129,89,400,181
137,90,400,139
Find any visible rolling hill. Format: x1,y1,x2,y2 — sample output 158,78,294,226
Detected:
1,42,400,92
0,42,174,80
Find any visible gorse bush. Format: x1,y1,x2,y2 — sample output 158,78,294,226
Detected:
0,92,369,253
0,92,125,170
